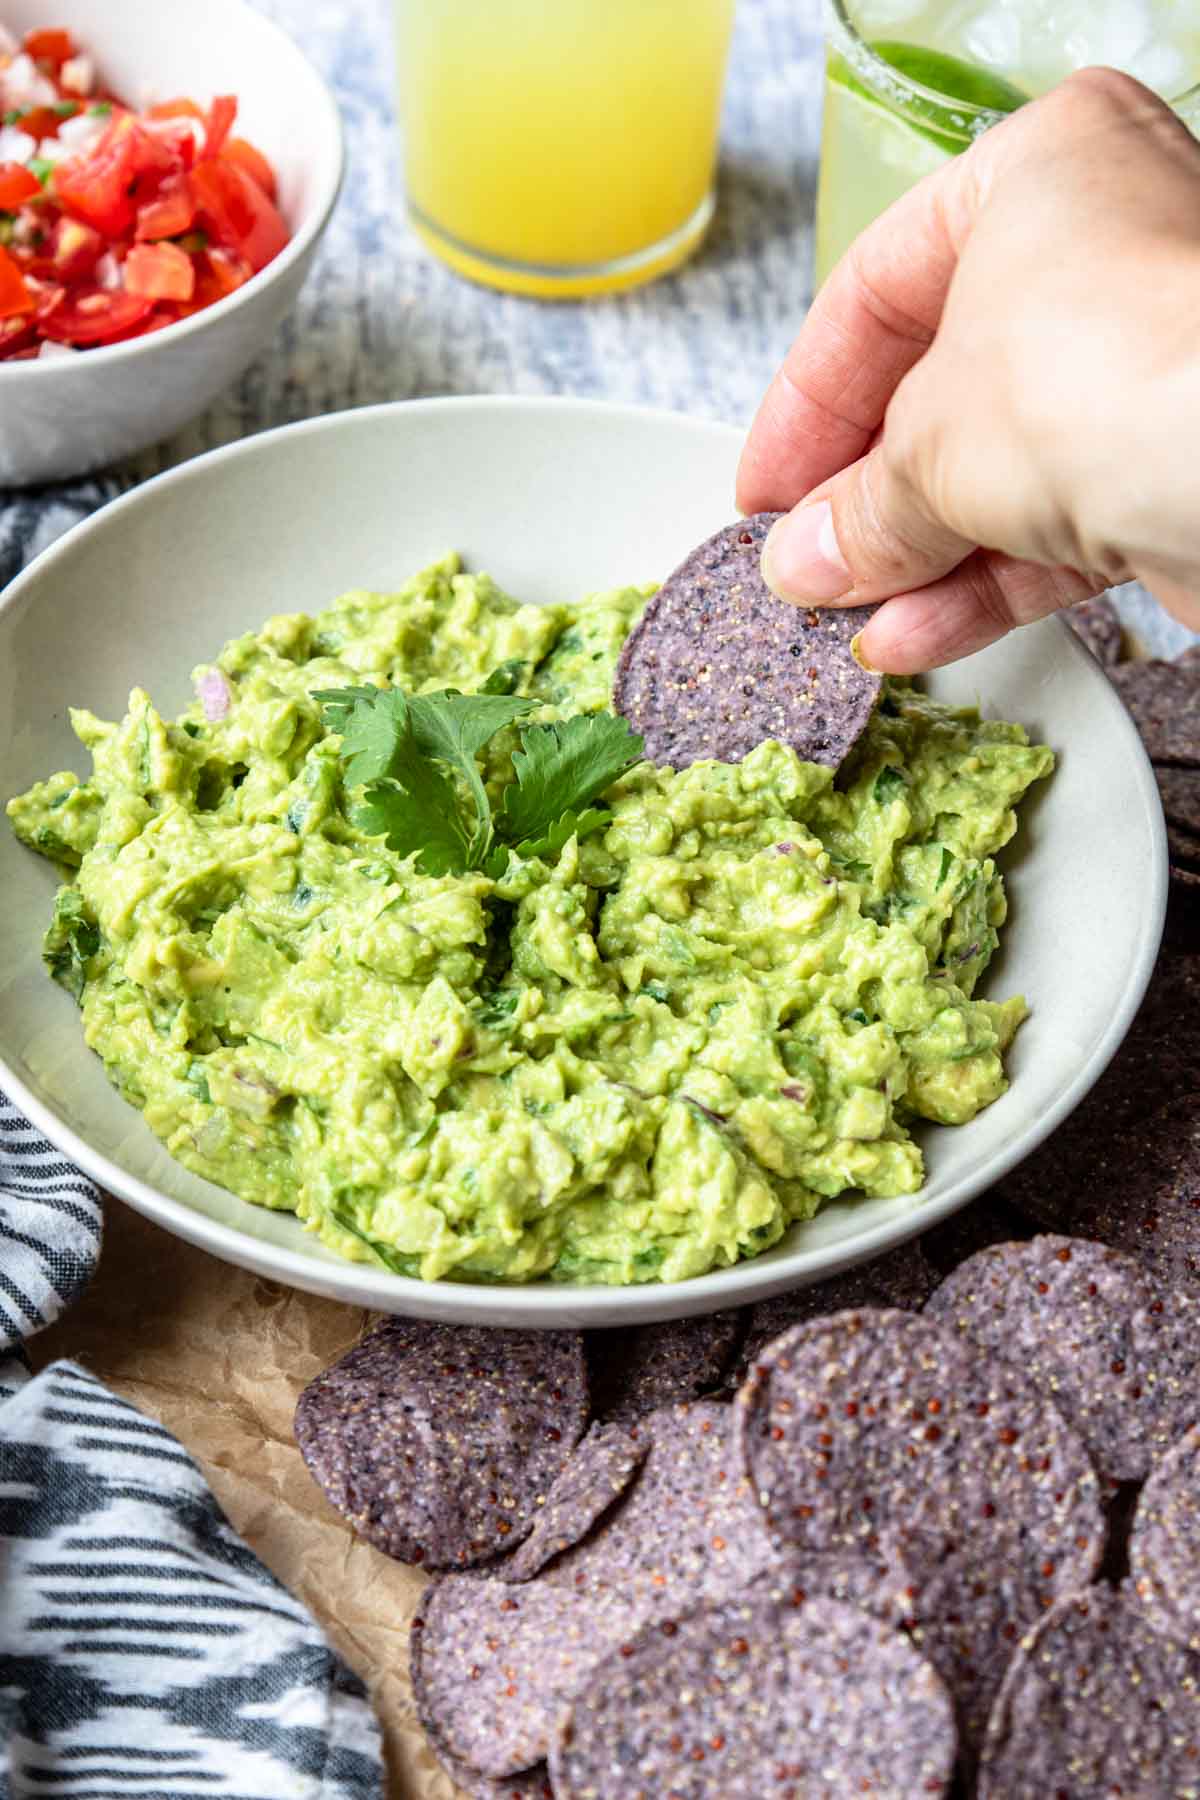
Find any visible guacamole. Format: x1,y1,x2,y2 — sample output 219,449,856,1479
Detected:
7,556,1053,1285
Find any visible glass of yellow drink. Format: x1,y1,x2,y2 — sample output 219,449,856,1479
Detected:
815,0,1200,289
394,0,737,299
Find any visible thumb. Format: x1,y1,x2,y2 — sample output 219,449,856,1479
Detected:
760,428,974,609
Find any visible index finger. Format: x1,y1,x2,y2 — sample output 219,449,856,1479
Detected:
736,154,970,515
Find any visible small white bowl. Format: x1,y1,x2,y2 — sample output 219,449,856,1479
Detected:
0,397,1168,1325
0,0,343,485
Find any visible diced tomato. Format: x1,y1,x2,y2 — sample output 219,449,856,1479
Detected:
0,38,290,356
177,245,250,316
16,105,70,141
191,159,287,274
0,314,36,357
126,121,178,182
202,94,237,161
140,117,200,170
206,243,252,297
135,171,195,241
0,244,36,319
29,279,67,320
53,121,139,236
0,163,41,209
23,27,74,65
48,216,105,282
124,240,194,302
147,97,205,123
221,136,276,202
37,287,154,346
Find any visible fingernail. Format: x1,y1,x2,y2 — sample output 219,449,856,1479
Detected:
850,630,878,672
762,502,852,603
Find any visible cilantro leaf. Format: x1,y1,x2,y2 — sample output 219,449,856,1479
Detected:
314,685,409,787
318,670,642,880
406,689,532,853
499,713,643,846
515,805,611,861
355,769,470,876
318,682,533,873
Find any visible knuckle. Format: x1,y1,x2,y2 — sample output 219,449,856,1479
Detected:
1053,64,1160,123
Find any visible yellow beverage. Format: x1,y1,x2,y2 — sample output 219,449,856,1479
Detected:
394,0,736,298
815,0,1200,290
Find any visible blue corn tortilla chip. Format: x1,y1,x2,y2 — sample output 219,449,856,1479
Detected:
294,1319,588,1569
1006,1094,1200,1294
1129,1421,1200,1653
1110,657,1200,767
586,1311,745,1423
977,1584,1200,1799
500,1422,649,1583
924,1235,1192,1483
898,1520,1091,1767
735,1308,1102,1567
410,1401,776,1778
1065,597,1123,667
550,1593,957,1800
613,514,881,770
735,1308,1103,1767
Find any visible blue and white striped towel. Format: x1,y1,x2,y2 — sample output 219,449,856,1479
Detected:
0,1093,384,1800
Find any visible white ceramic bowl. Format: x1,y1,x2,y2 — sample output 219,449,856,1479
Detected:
0,0,343,485
0,398,1168,1325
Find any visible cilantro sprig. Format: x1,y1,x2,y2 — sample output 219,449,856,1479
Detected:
315,675,643,877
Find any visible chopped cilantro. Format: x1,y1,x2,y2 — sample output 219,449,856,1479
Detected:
873,764,908,804
43,888,101,1001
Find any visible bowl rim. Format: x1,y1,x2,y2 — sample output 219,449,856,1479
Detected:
0,395,1170,1322
0,0,345,378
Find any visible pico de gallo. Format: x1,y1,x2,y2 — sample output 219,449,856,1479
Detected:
0,23,289,358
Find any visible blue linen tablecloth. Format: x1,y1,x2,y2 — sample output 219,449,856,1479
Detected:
0,1,1194,1794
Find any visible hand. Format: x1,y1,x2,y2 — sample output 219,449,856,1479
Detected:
738,68,1200,672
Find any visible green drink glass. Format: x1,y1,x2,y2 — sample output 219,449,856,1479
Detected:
815,0,1200,289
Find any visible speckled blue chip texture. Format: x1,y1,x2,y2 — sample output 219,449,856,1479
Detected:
550,1593,956,1800
613,514,880,770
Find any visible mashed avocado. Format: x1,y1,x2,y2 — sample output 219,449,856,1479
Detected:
7,555,1053,1285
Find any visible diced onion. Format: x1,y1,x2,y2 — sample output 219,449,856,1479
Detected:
0,123,36,164
58,108,109,154
59,53,94,96
0,51,58,112
195,669,232,721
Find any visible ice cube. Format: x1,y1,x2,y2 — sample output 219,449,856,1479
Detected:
951,0,1028,77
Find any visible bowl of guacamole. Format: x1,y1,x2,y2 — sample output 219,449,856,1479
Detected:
0,398,1167,1325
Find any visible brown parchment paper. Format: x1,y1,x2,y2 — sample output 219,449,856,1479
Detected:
29,1195,461,1800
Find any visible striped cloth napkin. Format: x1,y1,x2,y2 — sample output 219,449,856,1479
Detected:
0,1091,384,1799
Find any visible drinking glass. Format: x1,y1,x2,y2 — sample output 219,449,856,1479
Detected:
816,0,1200,288
394,0,737,299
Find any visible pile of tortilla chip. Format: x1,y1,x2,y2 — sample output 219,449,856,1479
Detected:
1067,596,1200,896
